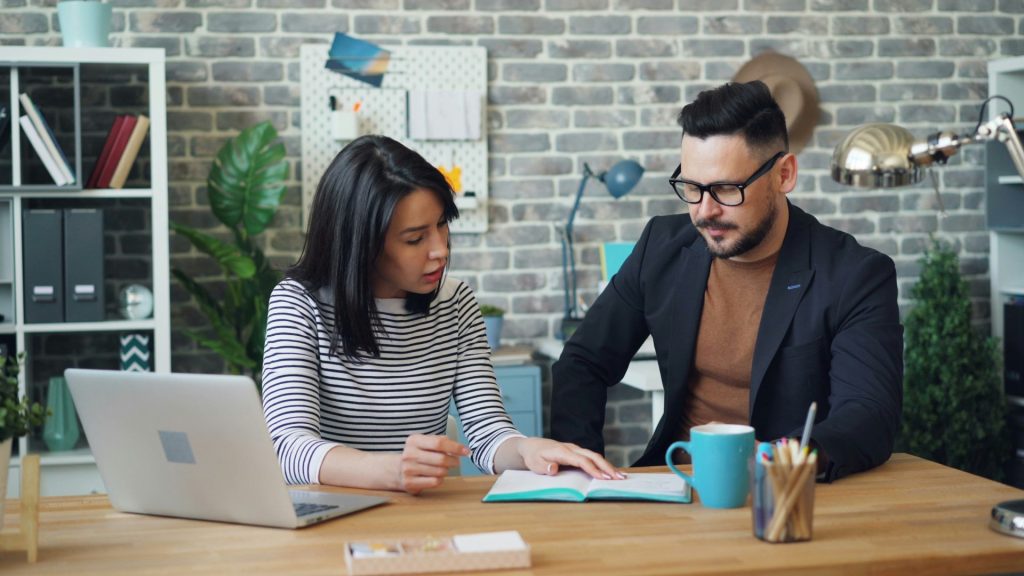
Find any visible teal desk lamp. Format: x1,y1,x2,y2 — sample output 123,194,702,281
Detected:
560,160,644,340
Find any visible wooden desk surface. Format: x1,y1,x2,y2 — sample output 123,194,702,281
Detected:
2,454,1023,575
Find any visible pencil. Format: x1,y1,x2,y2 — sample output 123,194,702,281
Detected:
799,401,817,451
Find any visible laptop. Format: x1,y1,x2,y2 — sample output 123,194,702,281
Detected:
64,369,388,529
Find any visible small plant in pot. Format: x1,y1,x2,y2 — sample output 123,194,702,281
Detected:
0,353,47,530
479,304,505,350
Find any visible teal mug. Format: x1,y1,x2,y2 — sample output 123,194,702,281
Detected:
666,423,755,509
57,1,113,48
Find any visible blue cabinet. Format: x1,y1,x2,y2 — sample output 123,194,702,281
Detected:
450,364,542,476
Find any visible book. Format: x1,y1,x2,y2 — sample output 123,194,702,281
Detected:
491,344,533,366
19,115,68,185
600,242,635,282
107,115,149,189
87,115,125,189
95,114,137,189
344,531,530,576
482,470,691,504
0,105,9,154
19,93,74,184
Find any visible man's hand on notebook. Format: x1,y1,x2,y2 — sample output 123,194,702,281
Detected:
398,434,470,495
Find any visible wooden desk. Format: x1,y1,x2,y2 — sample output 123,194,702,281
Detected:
2,454,1024,575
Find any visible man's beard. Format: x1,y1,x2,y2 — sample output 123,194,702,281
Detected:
695,197,777,260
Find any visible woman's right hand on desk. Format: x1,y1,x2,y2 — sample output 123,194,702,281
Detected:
396,434,470,495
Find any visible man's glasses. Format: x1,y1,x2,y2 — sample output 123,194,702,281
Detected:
669,151,786,207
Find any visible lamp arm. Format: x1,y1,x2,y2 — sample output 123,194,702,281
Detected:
990,114,1024,180
561,166,593,321
906,113,1024,181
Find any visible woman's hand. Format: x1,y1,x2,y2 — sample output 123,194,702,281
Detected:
514,438,625,480
397,434,470,495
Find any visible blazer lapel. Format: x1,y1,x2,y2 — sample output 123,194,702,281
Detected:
749,204,814,414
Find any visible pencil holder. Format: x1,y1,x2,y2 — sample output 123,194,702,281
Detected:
331,111,360,141
753,449,816,543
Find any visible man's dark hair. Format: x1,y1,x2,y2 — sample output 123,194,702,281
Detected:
677,81,789,153
288,135,458,361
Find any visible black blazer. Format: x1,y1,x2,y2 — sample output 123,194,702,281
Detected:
551,203,903,482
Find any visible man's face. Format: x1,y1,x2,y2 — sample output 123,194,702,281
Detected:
679,134,788,260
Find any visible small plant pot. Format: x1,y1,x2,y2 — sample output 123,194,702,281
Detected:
482,316,503,350
57,1,113,48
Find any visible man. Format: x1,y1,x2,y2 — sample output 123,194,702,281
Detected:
550,81,902,482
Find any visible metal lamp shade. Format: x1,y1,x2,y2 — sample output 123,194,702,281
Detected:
603,160,645,198
831,123,924,189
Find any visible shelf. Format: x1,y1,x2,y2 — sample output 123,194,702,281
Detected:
22,319,156,334
11,448,94,467
0,323,15,334
0,188,155,199
1001,287,1024,296
997,175,1023,185
454,195,480,210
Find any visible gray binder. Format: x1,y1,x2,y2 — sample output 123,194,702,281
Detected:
23,209,64,323
63,208,105,322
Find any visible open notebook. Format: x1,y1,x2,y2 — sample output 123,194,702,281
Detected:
482,470,690,504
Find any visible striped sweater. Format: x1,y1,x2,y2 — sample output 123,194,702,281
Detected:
262,276,522,484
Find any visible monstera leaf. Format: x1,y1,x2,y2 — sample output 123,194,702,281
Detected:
207,121,288,237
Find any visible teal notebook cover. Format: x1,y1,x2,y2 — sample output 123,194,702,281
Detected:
482,470,691,504
600,242,635,281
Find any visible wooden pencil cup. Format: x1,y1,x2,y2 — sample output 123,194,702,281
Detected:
0,454,41,562
754,455,815,543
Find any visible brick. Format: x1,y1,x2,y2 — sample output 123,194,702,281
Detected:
836,106,895,125
476,0,540,8
211,62,283,82
501,317,549,340
941,169,985,189
490,179,555,200
941,82,987,101
333,0,399,6
767,16,828,34
833,16,889,35
478,39,543,59
511,201,568,222
450,250,511,271
1001,39,1024,56
791,196,837,215
573,63,634,82
498,16,564,34
488,86,546,105
939,0,994,10
511,293,564,314
744,0,805,8
879,215,937,234
623,131,680,150
874,0,930,10
510,156,573,176
167,62,209,82
186,0,251,6
354,15,420,35
282,13,348,33
504,63,567,82
880,83,938,101
1001,0,1024,12
958,16,1014,34
131,11,203,33
705,15,762,35
614,0,672,7
818,85,876,103
839,195,900,213
823,217,875,235
640,107,680,128
555,132,619,152
552,86,614,106
485,224,553,247
679,0,737,7
940,214,986,233
616,39,677,58
547,40,612,59
898,104,955,123
260,37,322,58
896,61,954,79
405,0,468,7
569,15,631,35
427,15,494,34
879,38,935,57
639,61,701,81
574,110,636,127
167,111,212,132
506,110,570,129
900,191,960,212
187,86,260,107
939,38,997,57
681,39,745,57
637,16,698,35
617,85,680,105
185,36,254,58
835,62,893,80
205,12,278,33
809,0,867,9
895,16,954,35
489,133,550,153
546,0,608,8
127,36,182,56
264,85,300,106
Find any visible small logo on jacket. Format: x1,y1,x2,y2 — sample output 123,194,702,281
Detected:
787,284,802,291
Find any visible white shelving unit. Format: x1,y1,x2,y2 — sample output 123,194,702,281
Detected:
0,47,170,496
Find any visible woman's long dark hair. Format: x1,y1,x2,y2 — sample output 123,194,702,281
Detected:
287,135,458,360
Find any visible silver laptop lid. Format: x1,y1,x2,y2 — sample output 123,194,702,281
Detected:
64,369,379,529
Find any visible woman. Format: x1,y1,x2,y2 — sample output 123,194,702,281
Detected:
262,135,621,494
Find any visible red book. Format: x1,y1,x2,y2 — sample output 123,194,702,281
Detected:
96,115,138,189
87,115,126,189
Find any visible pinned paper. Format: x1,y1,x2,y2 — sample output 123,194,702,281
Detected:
326,33,391,87
408,90,482,141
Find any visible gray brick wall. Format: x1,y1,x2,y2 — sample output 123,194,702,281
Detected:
3,2,1018,466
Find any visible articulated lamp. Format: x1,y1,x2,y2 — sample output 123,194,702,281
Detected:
831,96,1024,191
560,160,644,340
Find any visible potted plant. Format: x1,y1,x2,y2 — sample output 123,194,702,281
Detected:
900,240,1010,480
0,353,47,530
479,304,505,350
171,121,289,385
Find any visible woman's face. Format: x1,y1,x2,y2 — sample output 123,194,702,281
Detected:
372,188,449,299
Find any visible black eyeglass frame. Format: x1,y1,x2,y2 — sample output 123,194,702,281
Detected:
669,151,787,207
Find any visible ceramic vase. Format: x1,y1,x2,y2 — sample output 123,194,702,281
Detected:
482,316,503,350
42,376,80,452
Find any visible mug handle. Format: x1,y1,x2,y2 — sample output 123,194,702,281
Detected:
665,441,695,489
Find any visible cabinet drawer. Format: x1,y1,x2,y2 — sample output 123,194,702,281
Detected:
507,411,538,438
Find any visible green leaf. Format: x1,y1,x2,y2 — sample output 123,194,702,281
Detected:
208,122,290,237
170,223,257,279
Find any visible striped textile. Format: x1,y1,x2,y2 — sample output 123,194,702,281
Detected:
262,276,522,484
